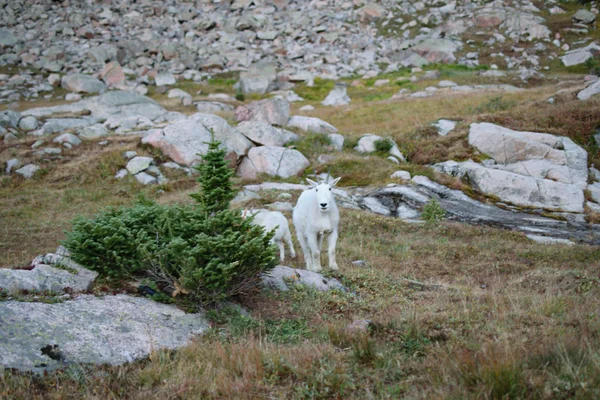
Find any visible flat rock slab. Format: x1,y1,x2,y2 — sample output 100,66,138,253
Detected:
0,253,97,294
360,176,600,245
0,294,208,373
262,266,345,292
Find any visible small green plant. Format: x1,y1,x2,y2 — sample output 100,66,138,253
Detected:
190,134,235,214
294,133,332,158
373,138,394,154
421,199,446,224
235,91,245,102
474,96,516,114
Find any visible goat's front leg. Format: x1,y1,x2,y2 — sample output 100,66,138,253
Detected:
306,233,322,272
327,229,339,270
296,232,312,270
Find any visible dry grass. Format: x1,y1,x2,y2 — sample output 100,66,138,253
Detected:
2,71,600,398
2,211,599,399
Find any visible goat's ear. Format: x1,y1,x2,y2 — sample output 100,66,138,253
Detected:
330,177,341,187
306,178,318,188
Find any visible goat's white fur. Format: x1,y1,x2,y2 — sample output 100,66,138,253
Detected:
293,177,341,272
245,208,296,263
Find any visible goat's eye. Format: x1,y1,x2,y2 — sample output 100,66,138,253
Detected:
315,189,318,192
329,188,331,191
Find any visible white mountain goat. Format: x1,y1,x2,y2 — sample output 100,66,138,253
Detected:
293,177,341,272
243,208,296,263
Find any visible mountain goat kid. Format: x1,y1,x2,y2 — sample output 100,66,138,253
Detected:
293,177,341,272
244,209,296,263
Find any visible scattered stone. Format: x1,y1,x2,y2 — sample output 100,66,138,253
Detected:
142,114,253,166
100,62,126,89
239,62,277,95
235,98,290,126
53,133,82,147
391,171,411,180
135,172,157,185
61,74,106,94
261,266,345,292
287,116,338,134
237,121,298,147
47,74,61,87
299,105,315,111
345,319,373,334
468,123,588,189
328,133,345,151
79,124,109,139
526,235,575,245
115,169,128,179
432,119,457,136
18,116,39,132
65,93,82,102
168,89,192,101
573,9,596,24
195,101,234,113
237,146,310,180
155,72,176,86
15,164,40,179
277,193,292,200
231,189,261,207
321,83,350,107
266,202,294,213
438,80,458,87
126,156,153,175
561,43,600,67
5,159,21,174
578,80,600,101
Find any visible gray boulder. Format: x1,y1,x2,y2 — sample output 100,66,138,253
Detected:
53,133,82,147
573,9,596,24
79,124,109,139
61,74,106,94
0,253,97,294
142,114,253,166
412,38,462,63
236,121,298,146
237,146,310,180
328,133,345,151
561,43,600,67
18,116,39,132
239,62,277,95
235,98,290,126
0,28,18,47
0,295,208,372
434,160,585,213
468,123,588,189
578,80,600,100
261,266,345,292
195,101,234,113
287,116,338,134
432,119,457,136
321,83,350,107
126,156,153,175
155,72,176,86
15,164,40,179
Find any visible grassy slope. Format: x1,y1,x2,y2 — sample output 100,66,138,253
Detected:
1,68,600,398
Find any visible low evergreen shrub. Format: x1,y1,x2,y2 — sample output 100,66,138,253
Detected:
63,136,278,304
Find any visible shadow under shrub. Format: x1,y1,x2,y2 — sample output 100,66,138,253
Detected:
63,202,278,304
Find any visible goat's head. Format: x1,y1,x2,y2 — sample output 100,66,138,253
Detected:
306,177,341,212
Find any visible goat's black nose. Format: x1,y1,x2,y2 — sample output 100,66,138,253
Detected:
320,203,327,208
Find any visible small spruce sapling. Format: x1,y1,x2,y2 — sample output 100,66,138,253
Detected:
190,132,235,213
